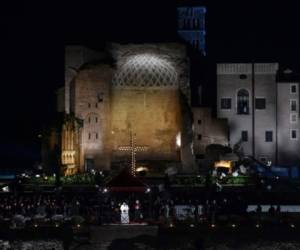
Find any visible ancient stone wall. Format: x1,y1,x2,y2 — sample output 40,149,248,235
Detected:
111,88,182,163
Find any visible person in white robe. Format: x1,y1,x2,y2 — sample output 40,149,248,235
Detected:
120,202,129,224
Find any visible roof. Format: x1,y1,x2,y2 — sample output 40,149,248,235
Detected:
105,168,149,192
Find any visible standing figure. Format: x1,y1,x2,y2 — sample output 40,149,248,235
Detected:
120,202,130,224
134,200,142,222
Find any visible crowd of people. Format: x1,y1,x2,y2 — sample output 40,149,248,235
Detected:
0,186,287,229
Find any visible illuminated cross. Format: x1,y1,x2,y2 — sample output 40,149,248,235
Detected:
118,127,148,176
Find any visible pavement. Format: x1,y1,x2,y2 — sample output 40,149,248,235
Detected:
70,225,158,250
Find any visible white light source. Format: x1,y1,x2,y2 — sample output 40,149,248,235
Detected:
232,171,239,177
2,186,9,192
35,174,40,178
145,188,151,193
103,188,108,193
176,132,181,147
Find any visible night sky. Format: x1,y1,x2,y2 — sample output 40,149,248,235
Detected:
1,0,299,168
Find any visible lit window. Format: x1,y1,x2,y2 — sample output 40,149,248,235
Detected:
291,129,298,140
241,131,248,142
291,100,297,112
265,131,273,142
237,89,249,115
291,84,298,94
255,98,266,110
290,114,298,123
221,98,231,110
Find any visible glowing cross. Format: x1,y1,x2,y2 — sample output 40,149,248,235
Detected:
118,128,148,176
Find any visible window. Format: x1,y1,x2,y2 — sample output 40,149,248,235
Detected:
291,129,298,140
197,134,202,140
241,130,248,141
290,114,298,123
237,89,250,114
97,93,103,102
88,133,91,140
239,74,247,79
88,117,91,123
265,131,273,142
95,117,98,123
241,131,248,142
95,103,98,108
291,84,298,94
88,103,91,108
255,98,266,110
221,98,231,110
198,120,202,125
96,133,98,139
290,100,297,112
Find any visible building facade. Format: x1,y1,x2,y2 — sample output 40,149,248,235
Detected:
217,63,300,166
192,107,228,158
48,44,199,174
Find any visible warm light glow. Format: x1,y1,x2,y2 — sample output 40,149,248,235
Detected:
176,132,181,147
136,166,148,172
214,160,232,169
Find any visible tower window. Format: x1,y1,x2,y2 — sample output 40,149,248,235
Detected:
291,114,298,123
255,98,266,110
241,131,248,142
97,93,103,102
221,98,232,110
88,133,91,140
96,133,98,139
88,117,91,123
197,120,202,125
291,84,298,94
237,89,250,115
291,129,298,140
290,100,297,112
95,117,98,123
239,74,247,79
88,103,91,108
95,103,98,108
197,134,202,140
265,131,273,142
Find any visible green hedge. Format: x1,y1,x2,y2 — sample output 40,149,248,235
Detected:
24,173,106,186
